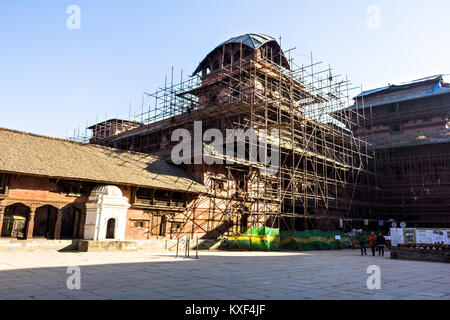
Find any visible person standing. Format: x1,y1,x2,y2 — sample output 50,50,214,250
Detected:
357,230,367,256
368,232,377,256
376,232,386,256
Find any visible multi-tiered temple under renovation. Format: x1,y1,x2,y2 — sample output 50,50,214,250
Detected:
0,34,448,246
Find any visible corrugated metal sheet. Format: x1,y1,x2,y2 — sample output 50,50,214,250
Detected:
355,75,443,99
352,78,450,109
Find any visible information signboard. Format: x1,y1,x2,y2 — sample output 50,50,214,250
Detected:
390,228,450,246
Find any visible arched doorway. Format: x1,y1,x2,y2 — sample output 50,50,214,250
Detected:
106,218,115,239
33,205,58,239
1,203,30,239
60,206,80,239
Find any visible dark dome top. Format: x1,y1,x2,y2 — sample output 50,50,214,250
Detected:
193,33,289,75
217,33,277,50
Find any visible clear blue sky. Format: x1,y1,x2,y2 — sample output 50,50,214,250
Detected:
1,0,449,138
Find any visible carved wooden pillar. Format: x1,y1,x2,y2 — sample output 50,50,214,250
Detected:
0,207,5,236
73,208,80,239
78,208,86,239
54,209,63,239
26,210,36,239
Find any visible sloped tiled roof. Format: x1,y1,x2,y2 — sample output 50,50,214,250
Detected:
0,128,205,193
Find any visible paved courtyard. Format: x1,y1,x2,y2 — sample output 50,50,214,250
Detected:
0,249,448,300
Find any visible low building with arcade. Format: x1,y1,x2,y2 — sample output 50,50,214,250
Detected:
0,128,205,243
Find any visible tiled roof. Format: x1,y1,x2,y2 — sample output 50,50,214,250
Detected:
0,128,205,193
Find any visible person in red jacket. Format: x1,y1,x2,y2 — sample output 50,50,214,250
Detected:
368,232,377,256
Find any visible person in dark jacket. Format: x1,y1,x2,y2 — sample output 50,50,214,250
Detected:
368,232,377,256
357,230,367,256
376,232,386,256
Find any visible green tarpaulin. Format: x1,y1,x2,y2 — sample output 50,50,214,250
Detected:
228,228,350,251
227,227,280,251
280,230,349,251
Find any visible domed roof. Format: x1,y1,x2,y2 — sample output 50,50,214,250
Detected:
216,33,276,51
91,185,123,197
193,33,289,75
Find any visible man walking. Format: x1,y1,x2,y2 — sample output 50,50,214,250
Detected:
376,232,386,256
357,230,367,256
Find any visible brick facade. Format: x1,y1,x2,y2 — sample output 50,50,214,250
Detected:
0,174,200,241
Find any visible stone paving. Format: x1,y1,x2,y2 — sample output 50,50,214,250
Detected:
0,249,448,300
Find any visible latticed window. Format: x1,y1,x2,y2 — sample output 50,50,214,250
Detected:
56,180,86,196
133,220,148,229
154,189,170,202
136,188,153,201
211,178,225,191
0,173,10,196
170,221,183,234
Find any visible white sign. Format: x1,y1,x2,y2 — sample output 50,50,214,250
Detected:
416,229,433,244
390,228,404,247
335,235,341,240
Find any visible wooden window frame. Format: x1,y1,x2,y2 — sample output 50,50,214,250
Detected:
0,173,10,196
133,187,187,208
